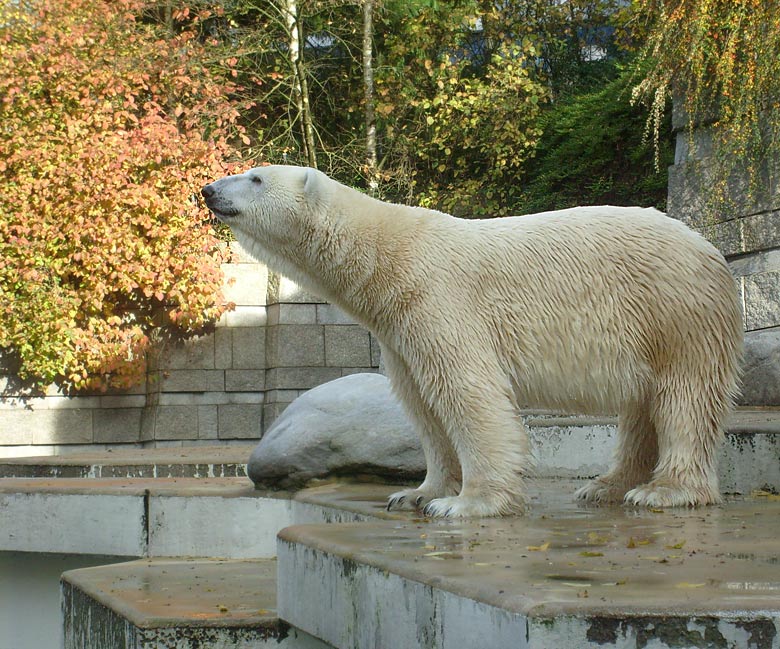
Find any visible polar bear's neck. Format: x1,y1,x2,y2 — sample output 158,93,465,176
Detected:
300,185,445,337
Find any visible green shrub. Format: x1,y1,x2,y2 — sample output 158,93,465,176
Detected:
518,66,673,215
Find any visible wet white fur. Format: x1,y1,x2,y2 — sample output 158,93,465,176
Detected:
203,165,743,517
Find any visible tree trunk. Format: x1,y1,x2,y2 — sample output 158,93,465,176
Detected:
283,0,317,168
363,0,377,190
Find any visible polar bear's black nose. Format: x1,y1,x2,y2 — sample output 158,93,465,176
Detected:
201,184,215,200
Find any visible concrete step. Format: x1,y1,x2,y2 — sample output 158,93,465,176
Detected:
0,444,255,479
526,408,780,495
2,409,777,494
61,558,331,649
5,476,780,648
0,478,398,557
277,483,780,649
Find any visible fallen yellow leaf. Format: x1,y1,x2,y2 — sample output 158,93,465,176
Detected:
751,490,780,501
627,537,652,548
527,541,551,552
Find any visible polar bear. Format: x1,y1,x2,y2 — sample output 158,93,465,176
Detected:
202,165,743,518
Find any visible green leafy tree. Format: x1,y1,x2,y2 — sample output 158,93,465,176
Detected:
519,67,673,214
0,0,252,393
412,44,546,216
372,3,549,215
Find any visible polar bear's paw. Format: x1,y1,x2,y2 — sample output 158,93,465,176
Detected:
624,481,722,508
574,477,630,504
421,494,526,518
386,487,439,512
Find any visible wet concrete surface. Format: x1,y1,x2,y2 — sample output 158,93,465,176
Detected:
281,481,780,618
62,558,279,629
0,475,413,503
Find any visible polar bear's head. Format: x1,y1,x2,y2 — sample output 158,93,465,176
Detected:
201,165,334,276
201,165,329,232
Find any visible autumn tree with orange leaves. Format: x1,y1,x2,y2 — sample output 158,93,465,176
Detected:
0,0,254,393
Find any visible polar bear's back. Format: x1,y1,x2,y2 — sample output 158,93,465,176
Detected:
413,206,742,413
433,206,733,319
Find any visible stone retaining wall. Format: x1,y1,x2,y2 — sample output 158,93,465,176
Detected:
666,104,780,406
667,104,780,332
0,244,380,457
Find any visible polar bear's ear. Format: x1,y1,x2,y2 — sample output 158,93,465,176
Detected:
303,167,318,192
303,167,324,205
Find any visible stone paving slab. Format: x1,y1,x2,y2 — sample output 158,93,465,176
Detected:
0,477,285,558
61,558,331,649
63,558,278,629
0,476,255,497
278,484,780,649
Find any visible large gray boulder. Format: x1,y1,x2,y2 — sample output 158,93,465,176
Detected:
248,373,423,488
739,328,780,406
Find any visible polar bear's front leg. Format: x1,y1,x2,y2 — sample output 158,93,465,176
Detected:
386,424,461,511
381,347,461,511
420,373,533,518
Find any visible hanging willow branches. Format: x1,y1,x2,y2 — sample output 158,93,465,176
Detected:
633,0,780,204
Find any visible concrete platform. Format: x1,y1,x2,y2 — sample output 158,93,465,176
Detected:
278,484,780,649
61,558,330,649
1,408,778,648
5,475,780,648
0,444,254,479
0,477,395,558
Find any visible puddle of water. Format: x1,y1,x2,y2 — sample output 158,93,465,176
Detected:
0,552,133,649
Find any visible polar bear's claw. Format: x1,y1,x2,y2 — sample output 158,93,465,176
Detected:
421,502,444,518
386,494,405,511
574,477,629,504
387,482,460,512
421,495,522,518
386,487,436,512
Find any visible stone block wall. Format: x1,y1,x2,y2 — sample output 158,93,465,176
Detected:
261,275,381,428
667,103,780,406
667,106,780,332
0,244,380,457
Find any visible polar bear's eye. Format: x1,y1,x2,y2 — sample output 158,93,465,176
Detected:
250,175,263,185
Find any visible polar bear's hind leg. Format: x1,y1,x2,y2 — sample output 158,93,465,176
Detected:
575,400,658,503
624,371,728,507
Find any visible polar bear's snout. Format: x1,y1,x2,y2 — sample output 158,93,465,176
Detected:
201,181,239,220
200,183,216,200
